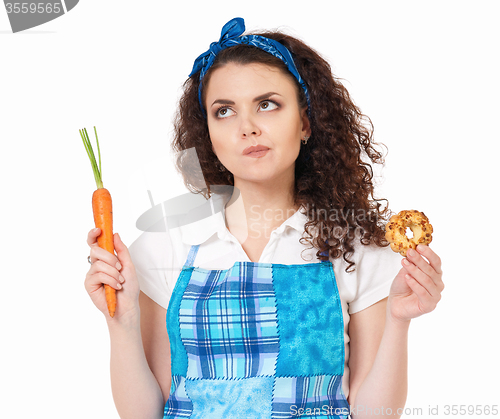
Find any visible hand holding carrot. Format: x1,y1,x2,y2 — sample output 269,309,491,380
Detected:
85,228,140,320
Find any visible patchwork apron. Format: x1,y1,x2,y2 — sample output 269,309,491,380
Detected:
164,243,350,418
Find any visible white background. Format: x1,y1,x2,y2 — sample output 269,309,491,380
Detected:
1,1,499,418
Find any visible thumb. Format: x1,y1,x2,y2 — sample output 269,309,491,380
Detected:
113,233,132,267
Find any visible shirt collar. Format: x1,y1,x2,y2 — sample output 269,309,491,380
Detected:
176,195,308,245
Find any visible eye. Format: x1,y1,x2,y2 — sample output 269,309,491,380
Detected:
215,106,235,119
259,100,279,112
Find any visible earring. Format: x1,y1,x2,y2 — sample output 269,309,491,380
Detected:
301,135,310,145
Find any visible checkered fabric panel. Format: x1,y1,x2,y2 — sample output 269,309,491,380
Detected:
272,375,350,419
164,376,193,418
179,262,280,379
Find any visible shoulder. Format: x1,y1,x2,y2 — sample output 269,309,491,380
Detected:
333,240,402,314
128,216,181,309
128,217,175,267
352,240,402,271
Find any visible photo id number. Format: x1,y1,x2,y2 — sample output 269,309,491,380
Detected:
5,3,62,14
443,405,498,415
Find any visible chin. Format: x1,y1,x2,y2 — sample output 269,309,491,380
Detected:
235,167,293,184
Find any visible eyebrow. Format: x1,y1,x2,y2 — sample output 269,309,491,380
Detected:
211,91,281,107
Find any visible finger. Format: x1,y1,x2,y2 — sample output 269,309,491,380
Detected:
87,227,101,247
88,260,124,284
85,270,123,292
401,261,439,298
87,228,103,265
89,246,122,271
408,248,445,293
405,274,439,312
405,248,436,279
417,245,442,275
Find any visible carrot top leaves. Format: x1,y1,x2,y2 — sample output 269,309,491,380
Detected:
80,127,104,189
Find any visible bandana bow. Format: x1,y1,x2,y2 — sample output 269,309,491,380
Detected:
189,17,246,78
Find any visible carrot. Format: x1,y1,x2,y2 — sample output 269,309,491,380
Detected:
80,127,117,317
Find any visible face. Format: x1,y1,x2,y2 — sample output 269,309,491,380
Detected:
204,62,310,187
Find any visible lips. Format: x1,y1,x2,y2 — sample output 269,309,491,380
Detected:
243,145,270,155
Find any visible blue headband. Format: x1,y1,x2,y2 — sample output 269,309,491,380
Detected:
189,17,311,117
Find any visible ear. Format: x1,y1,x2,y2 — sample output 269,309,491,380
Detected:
300,107,311,138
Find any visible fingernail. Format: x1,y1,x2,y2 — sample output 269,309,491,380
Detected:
116,282,122,289
407,249,415,257
403,258,410,266
116,262,122,270
119,275,125,283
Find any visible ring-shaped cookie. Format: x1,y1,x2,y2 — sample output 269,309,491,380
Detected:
385,210,433,256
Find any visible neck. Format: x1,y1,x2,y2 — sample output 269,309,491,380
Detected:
224,174,299,242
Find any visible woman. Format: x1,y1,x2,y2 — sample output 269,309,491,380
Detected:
85,17,444,419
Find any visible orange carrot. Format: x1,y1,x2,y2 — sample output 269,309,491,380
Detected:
92,187,116,317
80,127,117,317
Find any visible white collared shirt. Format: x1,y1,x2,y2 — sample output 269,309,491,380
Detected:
128,195,402,398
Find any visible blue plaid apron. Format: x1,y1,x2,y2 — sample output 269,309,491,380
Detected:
164,244,350,418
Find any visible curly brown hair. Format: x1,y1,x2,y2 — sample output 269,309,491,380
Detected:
172,29,390,272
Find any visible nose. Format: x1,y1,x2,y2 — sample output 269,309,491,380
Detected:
239,111,261,141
